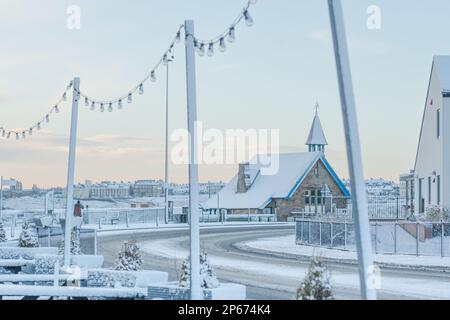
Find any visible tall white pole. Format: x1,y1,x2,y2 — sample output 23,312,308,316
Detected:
63,77,80,268
327,0,377,300
0,176,3,220
164,60,171,225
184,20,202,300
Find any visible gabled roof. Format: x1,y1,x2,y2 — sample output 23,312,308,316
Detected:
305,111,328,146
201,152,349,210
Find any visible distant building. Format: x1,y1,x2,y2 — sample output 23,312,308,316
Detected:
200,182,225,196
73,184,91,200
202,110,350,221
90,183,131,199
172,184,189,195
1,178,23,191
400,171,415,215
414,56,450,213
132,180,163,197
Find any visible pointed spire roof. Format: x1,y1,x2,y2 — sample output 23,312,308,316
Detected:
305,104,328,146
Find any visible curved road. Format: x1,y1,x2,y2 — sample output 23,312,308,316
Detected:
97,225,450,300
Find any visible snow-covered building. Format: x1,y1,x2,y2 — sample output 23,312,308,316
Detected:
202,110,350,221
414,56,450,214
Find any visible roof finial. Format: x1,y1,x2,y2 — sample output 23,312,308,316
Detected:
315,102,319,115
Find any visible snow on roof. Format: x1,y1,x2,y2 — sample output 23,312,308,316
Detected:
305,112,328,146
433,55,450,92
202,152,323,210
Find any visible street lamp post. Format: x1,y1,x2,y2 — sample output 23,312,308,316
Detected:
164,56,174,225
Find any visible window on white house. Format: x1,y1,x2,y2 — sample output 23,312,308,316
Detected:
428,177,432,204
437,175,441,205
437,109,441,139
419,178,424,213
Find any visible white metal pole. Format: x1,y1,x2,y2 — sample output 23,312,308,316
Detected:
185,20,202,301
164,60,171,225
0,176,3,220
63,77,80,268
327,0,377,300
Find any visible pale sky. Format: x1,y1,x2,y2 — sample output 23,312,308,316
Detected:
1,0,449,188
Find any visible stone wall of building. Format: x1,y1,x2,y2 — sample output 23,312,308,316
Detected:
270,160,347,221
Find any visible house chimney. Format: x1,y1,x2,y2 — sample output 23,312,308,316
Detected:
237,163,250,193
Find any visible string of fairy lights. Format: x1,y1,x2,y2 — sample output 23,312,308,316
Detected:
0,81,73,140
0,0,257,140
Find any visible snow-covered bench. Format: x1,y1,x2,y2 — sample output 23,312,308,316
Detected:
0,259,35,268
0,284,148,299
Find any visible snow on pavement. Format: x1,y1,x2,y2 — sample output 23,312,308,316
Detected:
140,235,450,300
242,235,450,269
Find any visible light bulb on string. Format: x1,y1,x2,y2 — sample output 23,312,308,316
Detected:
29,128,33,136
118,99,123,109
37,123,41,131
108,103,113,112
7,132,11,139
198,43,205,57
54,105,60,113
1,130,5,138
163,54,168,66
151,71,157,82
207,43,215,57
128,93,133,104
100,103,105,112
139,84,144,95
85,97,89,107
219,38,227,52
175,31,181,44
228,27,236,43
90,101,95,111
16,133,19,140
45,115,50,123
22,132,26,139
244,10,254,27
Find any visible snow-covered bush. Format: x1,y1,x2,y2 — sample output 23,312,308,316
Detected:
420,206,450,222
88,270,136,288
296,256,333,300
58,228,82,255
34,255,62,275
18,222,39,248
0,220,7,243
179,250,219,289
115,241,143,271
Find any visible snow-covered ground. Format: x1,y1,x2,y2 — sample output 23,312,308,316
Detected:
241,235,450,269
140,232,450,300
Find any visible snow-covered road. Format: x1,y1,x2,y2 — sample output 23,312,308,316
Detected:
97,225,450,300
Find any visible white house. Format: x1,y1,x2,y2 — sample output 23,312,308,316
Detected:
414,56,450,213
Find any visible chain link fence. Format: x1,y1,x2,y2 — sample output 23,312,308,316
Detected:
296,220,450,257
